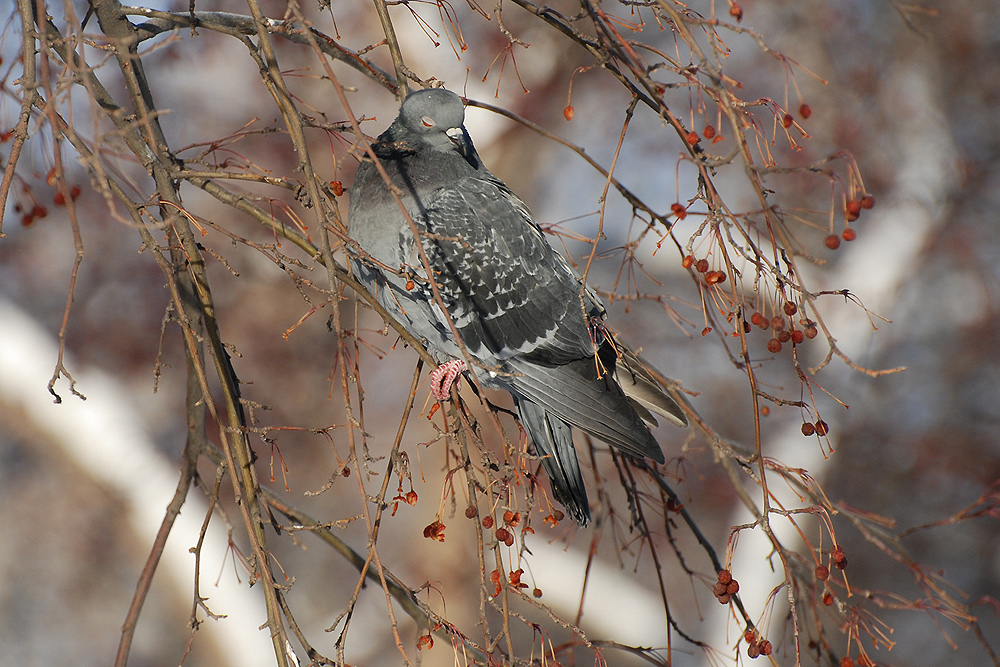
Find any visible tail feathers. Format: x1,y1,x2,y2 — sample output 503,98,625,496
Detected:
516,399,591,525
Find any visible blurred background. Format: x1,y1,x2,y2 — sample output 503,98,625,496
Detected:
1,0,998,665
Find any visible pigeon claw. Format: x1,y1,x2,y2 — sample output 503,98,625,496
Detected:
430,359,467,401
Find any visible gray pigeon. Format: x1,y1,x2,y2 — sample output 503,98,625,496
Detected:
348,88,687,525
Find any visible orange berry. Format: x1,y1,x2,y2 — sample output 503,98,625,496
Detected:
703,124,716,139
686,131,699,145
729,2,743,21
563,105,574,121
682,255,694,268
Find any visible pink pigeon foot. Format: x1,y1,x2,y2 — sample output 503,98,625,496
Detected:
429,359,467,401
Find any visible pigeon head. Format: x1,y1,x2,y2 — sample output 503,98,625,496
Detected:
394,89,477,163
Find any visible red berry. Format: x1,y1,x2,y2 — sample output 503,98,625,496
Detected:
770,315,786,331
331,180,344,196
482,516,494,528
750,312,766,328
804,324,819,339
717,569,732,584
860,194,875,209
823,591,834,606
777,330,791,343
791,329,804,344
533,587,542,598
703,124,716,139
801,422,815,436
564,105,575,121
671,202,688,219
840,658,854,667
503,510,514,525
832,545,846,563
825,234,841,250
782,113,794,129
729,2,743,21
713,581,728,597
747,642,759,658
686,131,699,145
682,255,694,268
695,258,709,273
30,205,47,219
70,185,82,199
758,640,772,656
465,505,478,519
54,191,66,206
815,419,829,436
726,580,739,595
815,564,830,580
783,301,798,316
766,339,782,353
842,227,857,241
799,103,812,119
846,200,862,216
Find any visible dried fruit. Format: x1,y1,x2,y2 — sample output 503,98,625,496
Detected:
801,422,816,436
331,180,344,196
825,234,841,250
799,103,812,119
533,587,542,598
671,202,688,219
846,200,862,216
695,258,709,273
770,316,786,331
503,509,515,525
729,2,743,21
726,580,739,595
840,658,854,667
564,105,574,121
747,642,759,658
815,419,829,436
777,330,791,343
717,569,733,584
423,521,446,542
815,564,830,580
782,113,794,129
804,324,819,339
783,302,798,316
482,515,494,528
791,329,804,344
465,505,478,519
758,640,772,656
842,227,857,241
823,591,834,606
766,338,782,353
703,124,716,139
686,130,699,145
682,255,694,268
860,194,875,209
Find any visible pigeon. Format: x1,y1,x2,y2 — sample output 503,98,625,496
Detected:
348,88,687,525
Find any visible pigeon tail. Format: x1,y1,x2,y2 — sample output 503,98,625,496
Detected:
516,398,591,525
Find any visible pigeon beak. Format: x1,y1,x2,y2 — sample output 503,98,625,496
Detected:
446,127,469,157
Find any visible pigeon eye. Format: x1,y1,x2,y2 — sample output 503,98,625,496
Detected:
421,116,436,128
